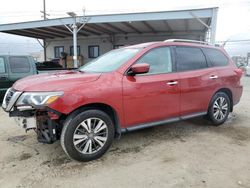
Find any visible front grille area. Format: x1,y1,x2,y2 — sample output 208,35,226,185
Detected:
2,88,22,112
5,89,15,107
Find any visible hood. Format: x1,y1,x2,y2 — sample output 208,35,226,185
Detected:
13,70,101,92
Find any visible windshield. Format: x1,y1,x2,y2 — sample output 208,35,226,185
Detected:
79,48,140,73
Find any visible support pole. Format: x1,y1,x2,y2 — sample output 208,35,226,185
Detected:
190,8,218,44
42,0,47,61
37,39,50,61
43,0,46,20
44,40,47,61
63,13,89,68
210,8,218,45
72,18,78,68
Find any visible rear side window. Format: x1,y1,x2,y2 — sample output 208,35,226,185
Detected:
0,57,6,73
9,57,30,73
203,48,228,67
176,47,207,71
136,47,172,74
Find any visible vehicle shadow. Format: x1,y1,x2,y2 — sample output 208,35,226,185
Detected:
7,113,249,168
109,116,212,155
109,113,250,158
33,117,211,167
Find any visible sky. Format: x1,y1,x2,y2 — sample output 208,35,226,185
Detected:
0,0,250,56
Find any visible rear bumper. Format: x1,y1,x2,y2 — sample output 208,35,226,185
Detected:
233,85,243,106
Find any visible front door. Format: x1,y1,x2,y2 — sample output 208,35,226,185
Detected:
123,46,180,127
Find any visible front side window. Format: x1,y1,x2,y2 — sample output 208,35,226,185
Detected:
80,48,140,73
0,57,6,73
176,47,207,71
203,48,228,67
88,45,99,58
54,46,64,58
9,57,30,73
135,47,172,74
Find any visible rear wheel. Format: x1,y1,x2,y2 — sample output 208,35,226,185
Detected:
61,109,115,162
207,92,231,126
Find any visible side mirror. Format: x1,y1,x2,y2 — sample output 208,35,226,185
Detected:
129,63,150,75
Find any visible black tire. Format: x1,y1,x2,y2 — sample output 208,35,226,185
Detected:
207,92,231,126
61,109,115,162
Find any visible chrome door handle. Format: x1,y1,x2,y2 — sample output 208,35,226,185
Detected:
167,81,178,86
209,75,218,79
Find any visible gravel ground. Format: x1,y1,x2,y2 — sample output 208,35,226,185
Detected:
0,77,250,188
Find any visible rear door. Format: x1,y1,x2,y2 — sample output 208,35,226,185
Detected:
8,56,34,85
175,46,220,116
123,46,180,126
202,48,241,104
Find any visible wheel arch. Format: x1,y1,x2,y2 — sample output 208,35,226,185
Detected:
62,103,122,138
214,88,233,112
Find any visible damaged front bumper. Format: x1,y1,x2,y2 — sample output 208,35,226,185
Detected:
14,116,37,131
9,108,61,144
2,88,62,144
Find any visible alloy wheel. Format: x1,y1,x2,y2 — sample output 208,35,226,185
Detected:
73,118,108,154
213,97,228,121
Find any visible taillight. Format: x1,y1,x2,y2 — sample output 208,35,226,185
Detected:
234,68,243,78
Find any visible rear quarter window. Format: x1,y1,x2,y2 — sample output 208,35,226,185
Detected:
202,48,228,67
176,46,207,72
9,56,30,73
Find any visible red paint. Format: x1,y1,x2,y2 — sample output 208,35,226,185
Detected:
48,111,59,120
130,63,150,74
123,72,180,126
12,42,243,128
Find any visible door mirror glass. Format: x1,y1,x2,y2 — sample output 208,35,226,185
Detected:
129,63,150,75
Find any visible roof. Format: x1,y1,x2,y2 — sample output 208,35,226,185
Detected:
0,7,218,40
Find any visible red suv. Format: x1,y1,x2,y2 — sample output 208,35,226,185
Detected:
2,39,243,162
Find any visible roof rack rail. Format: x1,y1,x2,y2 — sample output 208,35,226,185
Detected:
164,39,211,45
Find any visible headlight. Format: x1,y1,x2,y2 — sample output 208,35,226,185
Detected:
16,91,64,106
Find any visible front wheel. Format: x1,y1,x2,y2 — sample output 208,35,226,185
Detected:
207,92,231,126
61,109,115,162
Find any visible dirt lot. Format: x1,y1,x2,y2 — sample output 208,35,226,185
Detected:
0,77,250,188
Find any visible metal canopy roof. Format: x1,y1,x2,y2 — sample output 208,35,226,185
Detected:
0,7,217,40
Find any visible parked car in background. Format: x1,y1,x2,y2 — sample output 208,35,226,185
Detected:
0,56,77,101
2,39,243,162
0,55,37,101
